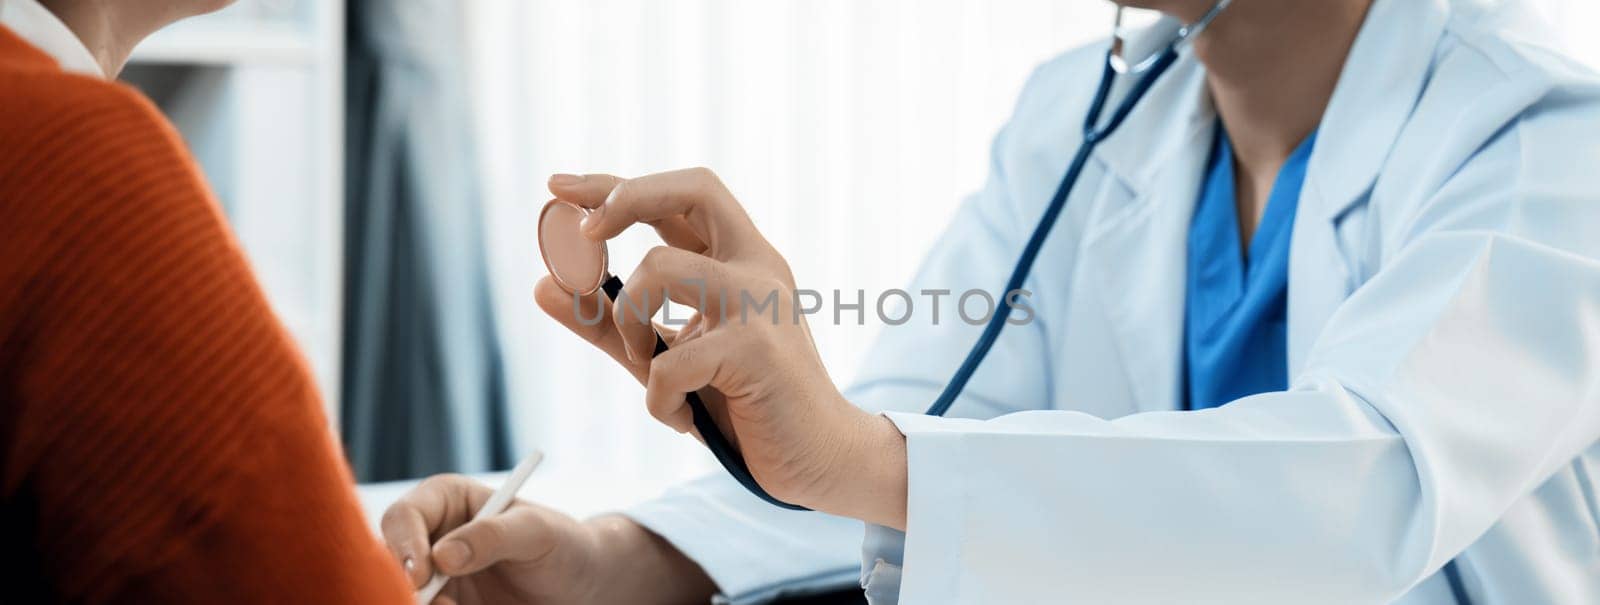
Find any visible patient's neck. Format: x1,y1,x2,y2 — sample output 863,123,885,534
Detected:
39,0,181,77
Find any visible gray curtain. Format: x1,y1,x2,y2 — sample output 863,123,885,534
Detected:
343,0,510,481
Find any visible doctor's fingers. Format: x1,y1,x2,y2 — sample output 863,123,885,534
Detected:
645,331,738,434
380,474,494,588
547,172,621,204
580,167,761,258
613,246,743,364
548,173,708,253
535,276,684,385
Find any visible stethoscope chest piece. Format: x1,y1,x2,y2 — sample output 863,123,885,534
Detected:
536,197,808,510
538,199,610,296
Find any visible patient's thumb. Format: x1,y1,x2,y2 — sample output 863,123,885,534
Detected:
431,509,551,576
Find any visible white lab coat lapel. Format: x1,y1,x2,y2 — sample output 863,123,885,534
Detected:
1286,0,1450,375
1072,0,1451,411
1079,45,1214,414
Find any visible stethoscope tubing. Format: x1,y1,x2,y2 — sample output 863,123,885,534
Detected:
926,47,1177,418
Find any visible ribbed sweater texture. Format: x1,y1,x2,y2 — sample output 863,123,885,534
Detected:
0,25,411,604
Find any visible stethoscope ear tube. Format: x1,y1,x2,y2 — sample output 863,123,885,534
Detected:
602,275,809,510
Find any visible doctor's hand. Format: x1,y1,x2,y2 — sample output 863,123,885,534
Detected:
380,474,716,605
543,170,908,529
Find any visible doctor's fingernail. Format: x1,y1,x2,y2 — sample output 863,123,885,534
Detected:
403,556,415,573
550,173,584,186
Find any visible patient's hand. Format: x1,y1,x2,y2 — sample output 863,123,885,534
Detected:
381,474,715,604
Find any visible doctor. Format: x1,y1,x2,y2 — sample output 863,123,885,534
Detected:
383,0,1600,602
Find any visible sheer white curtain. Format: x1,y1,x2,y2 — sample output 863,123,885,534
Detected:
1548,0,1600,65
459,0,1600,499
461,0,1108,493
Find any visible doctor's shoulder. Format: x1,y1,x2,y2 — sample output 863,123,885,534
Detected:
1361,6,1600,258
971,41,1117,222
1008,41,1111,128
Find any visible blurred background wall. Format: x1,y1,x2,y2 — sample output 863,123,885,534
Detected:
342,0,510,482
123,0,1600,499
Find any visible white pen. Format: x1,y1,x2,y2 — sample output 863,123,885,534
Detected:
415,450,545,605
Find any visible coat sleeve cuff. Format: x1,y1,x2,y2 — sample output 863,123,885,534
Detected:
881,411,978,602
861,524,908,604
623,472,863,604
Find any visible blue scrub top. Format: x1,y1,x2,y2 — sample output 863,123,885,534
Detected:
1184,126,1318,411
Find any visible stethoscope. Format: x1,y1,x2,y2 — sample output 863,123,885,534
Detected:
538,1,1233,511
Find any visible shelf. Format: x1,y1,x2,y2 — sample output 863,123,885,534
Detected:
128,24,320,67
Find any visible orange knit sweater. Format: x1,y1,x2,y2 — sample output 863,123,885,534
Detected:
0,27,411,604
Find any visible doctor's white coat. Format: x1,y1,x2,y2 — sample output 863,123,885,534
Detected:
625,0,1600,602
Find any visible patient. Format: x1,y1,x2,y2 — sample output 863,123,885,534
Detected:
0,0,410,602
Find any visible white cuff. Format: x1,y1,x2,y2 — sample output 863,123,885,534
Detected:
881,411,978,602
861,524,908,604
